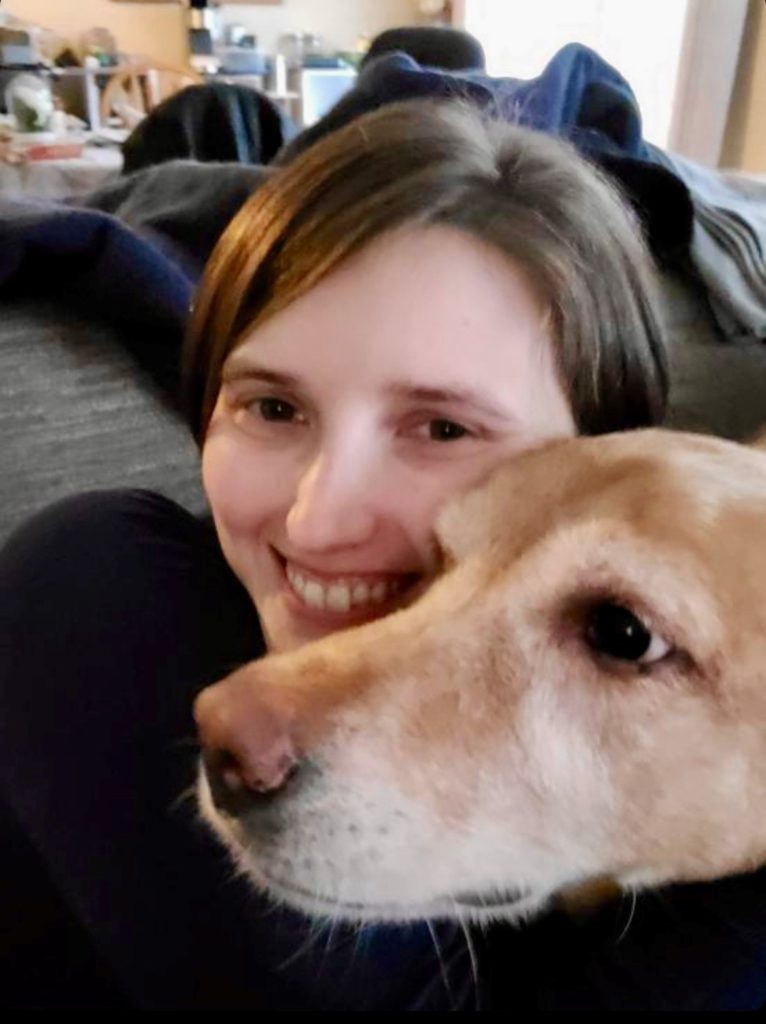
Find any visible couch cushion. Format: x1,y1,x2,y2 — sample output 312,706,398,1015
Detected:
661,272,766,442
0,299,206,545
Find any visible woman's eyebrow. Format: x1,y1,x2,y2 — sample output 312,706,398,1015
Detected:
221,363,296,387
385,382,517,423
221,360,517,423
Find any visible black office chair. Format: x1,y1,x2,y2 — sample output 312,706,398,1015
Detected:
122,82,292,174
360,26,486,73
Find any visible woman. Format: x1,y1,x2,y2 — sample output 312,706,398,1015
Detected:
5,101,760,1011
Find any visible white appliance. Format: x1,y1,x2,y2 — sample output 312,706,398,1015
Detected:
299,67,357,127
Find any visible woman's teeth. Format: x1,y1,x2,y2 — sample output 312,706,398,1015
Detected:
285,563,407,612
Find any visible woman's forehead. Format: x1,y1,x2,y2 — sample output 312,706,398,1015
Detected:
227,224,550,389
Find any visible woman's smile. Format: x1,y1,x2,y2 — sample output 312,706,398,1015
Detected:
272,547,427,629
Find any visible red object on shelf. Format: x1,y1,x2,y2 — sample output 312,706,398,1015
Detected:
21,140,84,161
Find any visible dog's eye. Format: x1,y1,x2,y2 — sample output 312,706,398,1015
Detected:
585,602,671,665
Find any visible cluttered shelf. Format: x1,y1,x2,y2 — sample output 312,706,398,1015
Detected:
0,14,359,199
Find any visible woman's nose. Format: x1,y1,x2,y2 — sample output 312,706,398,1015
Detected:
285,448,377,551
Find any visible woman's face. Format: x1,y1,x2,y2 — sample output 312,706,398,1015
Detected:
202,225,575,653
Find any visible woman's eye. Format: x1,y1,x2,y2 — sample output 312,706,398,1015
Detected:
233,398,471,440
252,397,298,422
426,419,470,442
585,602,672,666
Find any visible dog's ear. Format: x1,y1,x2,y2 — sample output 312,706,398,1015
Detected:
434,481,497,565
434,437,570,565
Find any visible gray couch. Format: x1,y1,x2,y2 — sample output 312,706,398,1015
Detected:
1,170,765,547
662,273,766,439
0,297,206,543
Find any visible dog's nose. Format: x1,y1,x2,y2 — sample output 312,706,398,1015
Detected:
201,748,297,817
194,678,298,813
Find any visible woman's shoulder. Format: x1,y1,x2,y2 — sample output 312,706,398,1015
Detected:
3,488,206,551
0,487,262,675
0,490,268,1011
1,488,214,584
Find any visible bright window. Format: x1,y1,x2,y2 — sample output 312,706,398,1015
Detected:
461,0,689,148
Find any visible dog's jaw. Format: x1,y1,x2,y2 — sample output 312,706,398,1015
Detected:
198,760,575,926
251,862,547,924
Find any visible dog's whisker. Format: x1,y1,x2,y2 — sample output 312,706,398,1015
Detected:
215,845,273,895
615,888,638,944
316,913,342,978
307,914,332,953
348,920,369,971
274,934,321,973
168,784,198,814
217,859,251,889
274,915,333,972
250,893,283,920
455,910,480,1011
426,919,457,1007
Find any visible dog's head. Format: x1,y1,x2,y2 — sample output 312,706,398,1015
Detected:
195,428,766,923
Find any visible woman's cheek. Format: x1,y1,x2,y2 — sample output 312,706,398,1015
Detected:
202,433,235,513
202,433,287,535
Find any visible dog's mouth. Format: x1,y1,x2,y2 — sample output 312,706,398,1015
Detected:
257,865,535,922
452,889,535,913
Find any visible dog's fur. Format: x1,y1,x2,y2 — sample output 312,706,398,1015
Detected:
196,428,766,924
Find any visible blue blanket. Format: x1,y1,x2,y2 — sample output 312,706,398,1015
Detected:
281,42,652,161
0,198,191,333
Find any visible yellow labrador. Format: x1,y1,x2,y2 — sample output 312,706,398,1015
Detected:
194,428,766,924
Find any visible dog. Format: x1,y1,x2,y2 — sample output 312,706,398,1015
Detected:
194,428,766,925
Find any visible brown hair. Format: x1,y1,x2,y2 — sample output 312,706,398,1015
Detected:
183,99,667,445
